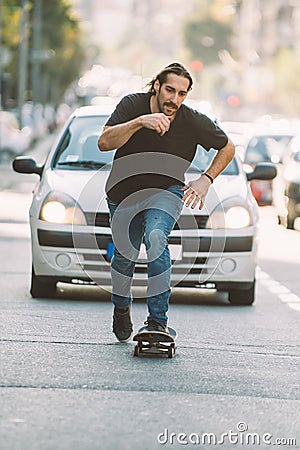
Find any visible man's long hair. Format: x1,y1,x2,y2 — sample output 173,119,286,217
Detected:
147,62,193,93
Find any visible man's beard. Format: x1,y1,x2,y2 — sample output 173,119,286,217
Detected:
157,97,178,116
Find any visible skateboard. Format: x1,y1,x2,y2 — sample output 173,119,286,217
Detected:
133,326,177,358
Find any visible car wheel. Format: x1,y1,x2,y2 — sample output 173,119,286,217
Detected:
228,281,255,306
287,215,295,230
30,266,57,298
287,200,296,229
277,214,286,226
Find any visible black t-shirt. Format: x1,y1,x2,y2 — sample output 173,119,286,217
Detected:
104,92,228,204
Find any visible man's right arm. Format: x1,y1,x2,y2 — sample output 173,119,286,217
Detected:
98,113,171,151
97,118,143,151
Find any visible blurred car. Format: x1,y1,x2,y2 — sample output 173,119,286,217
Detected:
243,132,294,205
13,105,276,305
274,135,300,229
0,111,31,161
219,121,256,166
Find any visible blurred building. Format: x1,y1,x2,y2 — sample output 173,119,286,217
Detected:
235,0,300,62
233,0,300,112
70,0,300,64
69,0,193,72
70,0,132,47
69,0,300,115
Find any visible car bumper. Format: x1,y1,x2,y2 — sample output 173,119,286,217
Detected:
31,220,257,288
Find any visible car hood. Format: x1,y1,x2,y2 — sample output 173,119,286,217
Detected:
44,169,249,214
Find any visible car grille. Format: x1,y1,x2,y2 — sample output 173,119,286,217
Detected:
38,230,252,253
175,215,208,229
85,212,110,227
85,212,209,229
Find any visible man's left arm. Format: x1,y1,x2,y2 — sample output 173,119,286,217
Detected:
182,138,235,209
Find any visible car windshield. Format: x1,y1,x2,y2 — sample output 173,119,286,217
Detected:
53,115,238,175
294,151,300,163
53,115,115,169
244,135,293,164
189,146,238,175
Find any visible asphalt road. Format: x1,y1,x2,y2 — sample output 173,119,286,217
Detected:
0,138,299,450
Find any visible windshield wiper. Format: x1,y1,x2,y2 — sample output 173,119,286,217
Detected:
57,160,109,168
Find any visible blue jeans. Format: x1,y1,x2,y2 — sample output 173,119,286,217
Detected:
107,185,184,325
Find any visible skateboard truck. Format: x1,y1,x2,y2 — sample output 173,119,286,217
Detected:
133,327,177,358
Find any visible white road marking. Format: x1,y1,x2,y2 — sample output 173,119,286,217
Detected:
257,267,300,312
279,293,300,303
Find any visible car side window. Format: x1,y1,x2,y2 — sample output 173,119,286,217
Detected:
189,145,238,175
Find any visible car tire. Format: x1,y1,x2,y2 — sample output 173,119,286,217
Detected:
287,215,295,230
277,215,285,226
30,266,57,298
286,199,296,229
228,280,255,306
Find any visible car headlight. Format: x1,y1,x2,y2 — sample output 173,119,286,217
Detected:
224,206,251,228
207,201,252,229
39,192,86,225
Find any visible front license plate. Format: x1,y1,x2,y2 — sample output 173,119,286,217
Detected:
107,242,114,259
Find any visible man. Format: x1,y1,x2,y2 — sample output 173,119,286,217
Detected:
98,62,235,342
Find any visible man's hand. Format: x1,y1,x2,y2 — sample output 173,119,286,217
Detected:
181,138,235,209
181,176,212,209
140,113,171,136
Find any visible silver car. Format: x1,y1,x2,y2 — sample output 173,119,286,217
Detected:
13,105,276,305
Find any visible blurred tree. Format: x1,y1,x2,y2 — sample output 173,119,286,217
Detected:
40,0,85,106
183,0,233,66
2,0,84,107
2,1,21,106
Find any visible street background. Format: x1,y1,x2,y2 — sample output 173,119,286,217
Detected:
0,133,299,450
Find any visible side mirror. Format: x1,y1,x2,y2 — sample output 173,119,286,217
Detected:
12,156,43,177
246,162,277,181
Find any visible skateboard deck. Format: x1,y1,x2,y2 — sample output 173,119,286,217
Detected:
133,326,177,358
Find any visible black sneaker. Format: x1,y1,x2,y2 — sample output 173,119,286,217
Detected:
144,320,169,334
113,307,133,342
